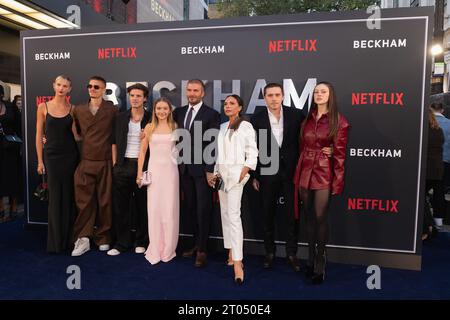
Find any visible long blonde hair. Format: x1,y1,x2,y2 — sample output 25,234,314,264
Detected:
146,97,177,141
429,107,440,130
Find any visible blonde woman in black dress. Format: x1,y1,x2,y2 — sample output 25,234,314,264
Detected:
36,75,79,253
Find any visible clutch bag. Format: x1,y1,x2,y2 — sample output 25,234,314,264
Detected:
138,171,152,188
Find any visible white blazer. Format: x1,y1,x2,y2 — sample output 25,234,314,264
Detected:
214,120,258,192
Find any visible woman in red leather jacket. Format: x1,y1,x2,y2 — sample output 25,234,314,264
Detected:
293,81,349,284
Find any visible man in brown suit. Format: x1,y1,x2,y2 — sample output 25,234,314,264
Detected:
71,76,117,256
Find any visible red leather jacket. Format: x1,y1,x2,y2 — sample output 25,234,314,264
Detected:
293,110,350,218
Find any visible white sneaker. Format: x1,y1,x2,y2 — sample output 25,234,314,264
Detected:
107,248,121,256
99,244,110,251
71,237,90,256
434,218,443,229
135,246,146,254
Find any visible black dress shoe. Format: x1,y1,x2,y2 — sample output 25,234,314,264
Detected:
311,272,325,284
287,255,301,272
194,251,207,267
263,253,274,269
305,264,314,278
182,246,198,258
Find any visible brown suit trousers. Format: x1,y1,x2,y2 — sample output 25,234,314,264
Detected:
73,159,112,245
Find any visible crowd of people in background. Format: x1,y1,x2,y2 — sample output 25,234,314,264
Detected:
0,84,22,223
423,102,450,241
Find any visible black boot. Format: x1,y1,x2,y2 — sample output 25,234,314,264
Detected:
305,243,316,278
312,248,326,285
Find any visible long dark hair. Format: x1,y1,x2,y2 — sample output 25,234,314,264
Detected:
226,94,246,131
301,81,339,140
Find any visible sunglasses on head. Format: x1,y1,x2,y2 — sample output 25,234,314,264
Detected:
87,84,101,90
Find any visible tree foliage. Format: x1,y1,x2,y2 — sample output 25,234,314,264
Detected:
216,0,380,17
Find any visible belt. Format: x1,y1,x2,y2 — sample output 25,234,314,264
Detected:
124,157,138,162
303,148,322,157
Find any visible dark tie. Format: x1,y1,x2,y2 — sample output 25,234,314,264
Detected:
185,107,194,129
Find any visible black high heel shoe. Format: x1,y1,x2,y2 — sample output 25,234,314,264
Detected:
234,262,244,285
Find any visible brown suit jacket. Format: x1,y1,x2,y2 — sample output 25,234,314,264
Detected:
73,99,117,161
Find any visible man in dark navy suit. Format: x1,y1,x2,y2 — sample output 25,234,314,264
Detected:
173,79,220,267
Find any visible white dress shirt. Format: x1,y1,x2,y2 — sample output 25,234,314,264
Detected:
124,120,141,158
267,107,284,147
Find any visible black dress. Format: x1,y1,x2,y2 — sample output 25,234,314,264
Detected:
0,101,21,198
44,104,79,253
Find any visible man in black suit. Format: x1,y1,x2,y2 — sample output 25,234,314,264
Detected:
108,83,150,256
250,82,305,272
173,79,220,267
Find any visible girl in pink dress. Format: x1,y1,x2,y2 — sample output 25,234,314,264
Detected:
137,97,179,265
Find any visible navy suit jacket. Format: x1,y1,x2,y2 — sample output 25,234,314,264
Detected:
173,102,220,177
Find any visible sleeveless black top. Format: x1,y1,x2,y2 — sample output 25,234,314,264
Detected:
44,102,77,157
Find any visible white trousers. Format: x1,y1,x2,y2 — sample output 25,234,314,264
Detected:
218,184,244,261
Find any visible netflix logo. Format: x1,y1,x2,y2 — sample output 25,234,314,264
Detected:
268,39,317,53
98,47,137,59
352,92,404,106
348,198,399,213
36,96,70,106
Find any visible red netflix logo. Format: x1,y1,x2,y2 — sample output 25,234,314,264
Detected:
348,198,399,213
36,96,70,107
98,47,137,59
352,92,404,106
268,39,317,53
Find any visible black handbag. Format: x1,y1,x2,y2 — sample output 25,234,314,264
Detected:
0,121,21,149
214,176,224,191
33,174,49,201
4,134,22,143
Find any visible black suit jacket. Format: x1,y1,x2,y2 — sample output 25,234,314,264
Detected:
112,108,150,167
173,102,220,177
250,105,305,181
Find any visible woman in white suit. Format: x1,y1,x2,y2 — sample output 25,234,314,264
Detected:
209,94,258,284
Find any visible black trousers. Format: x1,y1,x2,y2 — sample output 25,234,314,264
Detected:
112,159,148,251
444,162,450,191
260,171,298,256
426,179,446,219
181,171,213,252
